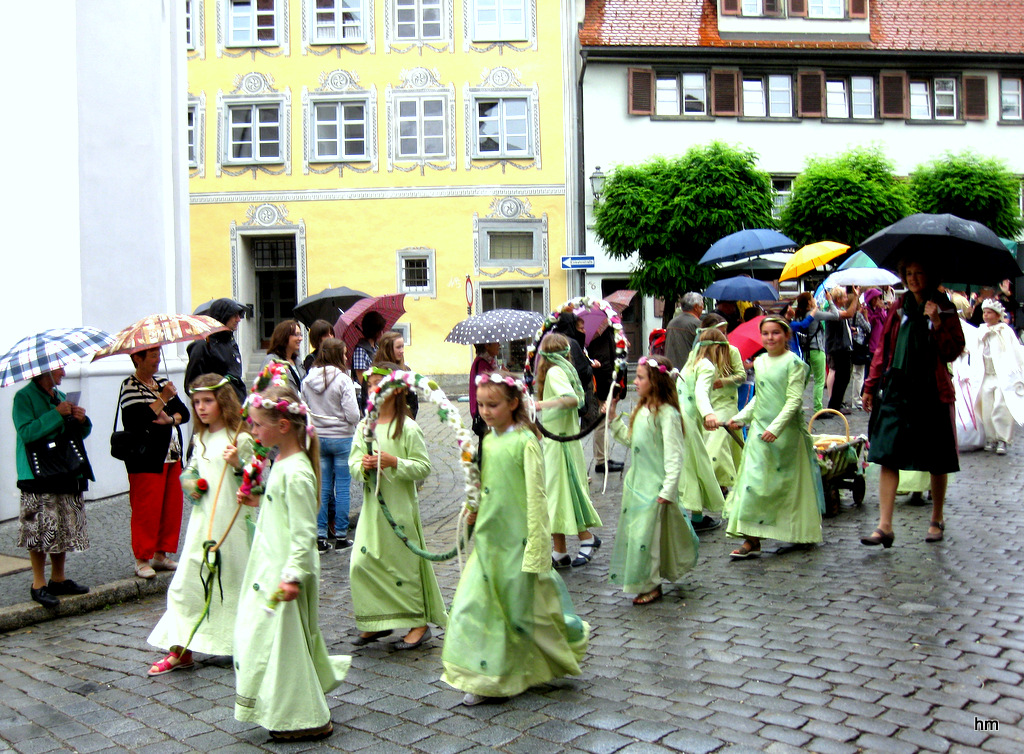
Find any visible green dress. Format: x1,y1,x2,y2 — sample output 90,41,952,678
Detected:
609,406,698,595
541,365,602,535
692,347,745,488
675,366,727,513
348,417,447,632
148,429,254,656
442,427,589,698
233,453,350,731
725,352,825,544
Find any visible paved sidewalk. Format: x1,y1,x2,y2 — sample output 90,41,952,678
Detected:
1,400,1022,753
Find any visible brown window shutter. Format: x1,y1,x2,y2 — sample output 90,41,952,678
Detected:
798,71,825,116
721,0,741,15
879,71,908,118
628,68,654,115
711,70,740,116
789,0,807,17
849,0,868,19
963,76,988,119
764,0,784,16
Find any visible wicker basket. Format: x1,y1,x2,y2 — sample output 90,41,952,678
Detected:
808,408,850,450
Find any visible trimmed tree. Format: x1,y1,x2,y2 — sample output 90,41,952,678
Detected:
910,150,1024,239
593,142,775,327
780,146,913,247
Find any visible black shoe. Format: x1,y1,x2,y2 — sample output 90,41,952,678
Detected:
906,492,928,506
351,630,393,646
334,538,353,550
30,587,59,609
394,628,432,650
594,461,624,473
317,538,332,553
552,553,572,569
47,579,89,596
691,516,722,532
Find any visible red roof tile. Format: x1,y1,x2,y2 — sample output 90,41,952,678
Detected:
580,0,1024,55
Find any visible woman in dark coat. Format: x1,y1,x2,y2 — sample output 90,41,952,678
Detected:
118,347,190,578
860,257,965,548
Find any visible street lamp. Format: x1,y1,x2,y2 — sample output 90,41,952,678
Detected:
589,166,606,201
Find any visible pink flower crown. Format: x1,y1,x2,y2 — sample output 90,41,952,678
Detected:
475,372,528,395
244,393,315,437
641,358,668,373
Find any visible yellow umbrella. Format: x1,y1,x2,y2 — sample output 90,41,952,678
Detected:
778,241,850,281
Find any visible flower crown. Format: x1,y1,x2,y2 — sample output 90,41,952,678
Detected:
363,365,393,381
245,393,309,417
640,358,668,373
187,375,230,395
475,372,529,395
981,298,1006,317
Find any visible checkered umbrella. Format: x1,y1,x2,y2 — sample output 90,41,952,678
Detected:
0,327,116,387
92,314,228,359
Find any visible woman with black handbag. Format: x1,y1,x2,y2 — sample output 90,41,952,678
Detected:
13,367,93,608
118,347,190,579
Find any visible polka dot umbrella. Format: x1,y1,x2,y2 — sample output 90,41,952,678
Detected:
444,309,544,345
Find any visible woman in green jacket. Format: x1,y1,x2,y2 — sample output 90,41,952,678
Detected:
13,367,93,608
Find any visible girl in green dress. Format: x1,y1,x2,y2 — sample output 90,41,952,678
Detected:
535,333,603,568
607,356,698,605
725,317,825,559
233,385,349,743
687,329,745,494
442,373,589,706
348,364,446,650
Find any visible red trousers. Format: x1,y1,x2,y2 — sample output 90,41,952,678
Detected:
128,462,183,560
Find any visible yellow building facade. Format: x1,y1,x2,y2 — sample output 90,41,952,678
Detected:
186,0,579,377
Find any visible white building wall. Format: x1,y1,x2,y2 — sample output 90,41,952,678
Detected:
0,1,190,520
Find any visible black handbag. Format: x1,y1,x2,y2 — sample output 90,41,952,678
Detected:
110,406,147,462
26,431,88,479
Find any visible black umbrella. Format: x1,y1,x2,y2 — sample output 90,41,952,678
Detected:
293,286,371,326
859,213,1022,284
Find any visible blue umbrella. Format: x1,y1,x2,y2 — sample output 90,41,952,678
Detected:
836,250,877,270
703,276,779,301
700,229,797,265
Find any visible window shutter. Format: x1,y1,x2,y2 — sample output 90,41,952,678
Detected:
764,0,784,16
798,71,825,116
879,71,907,118
789,0,807,17
721,0,741,15
963,76,988,119
628,68,654,115
849,0,868,19
711,70,740,116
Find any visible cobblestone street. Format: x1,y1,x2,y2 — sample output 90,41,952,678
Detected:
1,402,1022,753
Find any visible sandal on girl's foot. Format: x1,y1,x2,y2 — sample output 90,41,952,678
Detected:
571,535,602,567
352,630,393,646
860,528,895,548
632,587,663,606
925,521,944,543
729,541,761,559
135,563,156,579
148,648,194,676
463,693,509,707
552,553,572,569
270,722,334,742
151,557,177,572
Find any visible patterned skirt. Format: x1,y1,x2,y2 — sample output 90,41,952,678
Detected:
18,492,90,553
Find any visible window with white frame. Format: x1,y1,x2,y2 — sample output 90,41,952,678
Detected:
772,177,794,220
655,73,707,116
478,219,544,266
395,0,443,41
311,0,367,43
227,0,278,45
825,76,874,118
188,106,198,166
186,0,196,49
910,77,957,120
310,98,369,160
474,97,531,158
396,248,435,297
655,76,680,115
472,0,527,41
741,0,762,15
396,95,447,159
1001,78,1023,120
743,75,792,117
808,0,844,18
226,103,282,162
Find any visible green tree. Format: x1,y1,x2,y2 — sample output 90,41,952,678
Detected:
593,142,774,327
910,150,1024,239
780,146,913,247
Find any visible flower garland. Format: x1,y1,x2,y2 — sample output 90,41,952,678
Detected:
366,370,481,513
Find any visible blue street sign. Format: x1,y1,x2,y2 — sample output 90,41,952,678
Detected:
561,256,596,270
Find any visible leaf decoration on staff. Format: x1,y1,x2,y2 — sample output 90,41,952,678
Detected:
365,370,479,562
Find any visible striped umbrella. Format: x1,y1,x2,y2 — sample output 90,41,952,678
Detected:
93,314,228,359
0,327,115,387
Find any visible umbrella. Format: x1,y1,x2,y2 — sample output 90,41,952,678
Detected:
578,292,636,344
859,213,1022,283
727,316,766,361
293,286,371,327
93,314,228,359
445,309,543,345
603,289,637,311
703,276,779,302
0,327,115,387
779,241,850,281
333,294,407,354
836,250,877,270
193,297,245,318
823,267,901,290
700,229,796,265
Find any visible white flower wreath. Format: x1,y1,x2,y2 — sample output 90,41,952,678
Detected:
365,370,482,512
